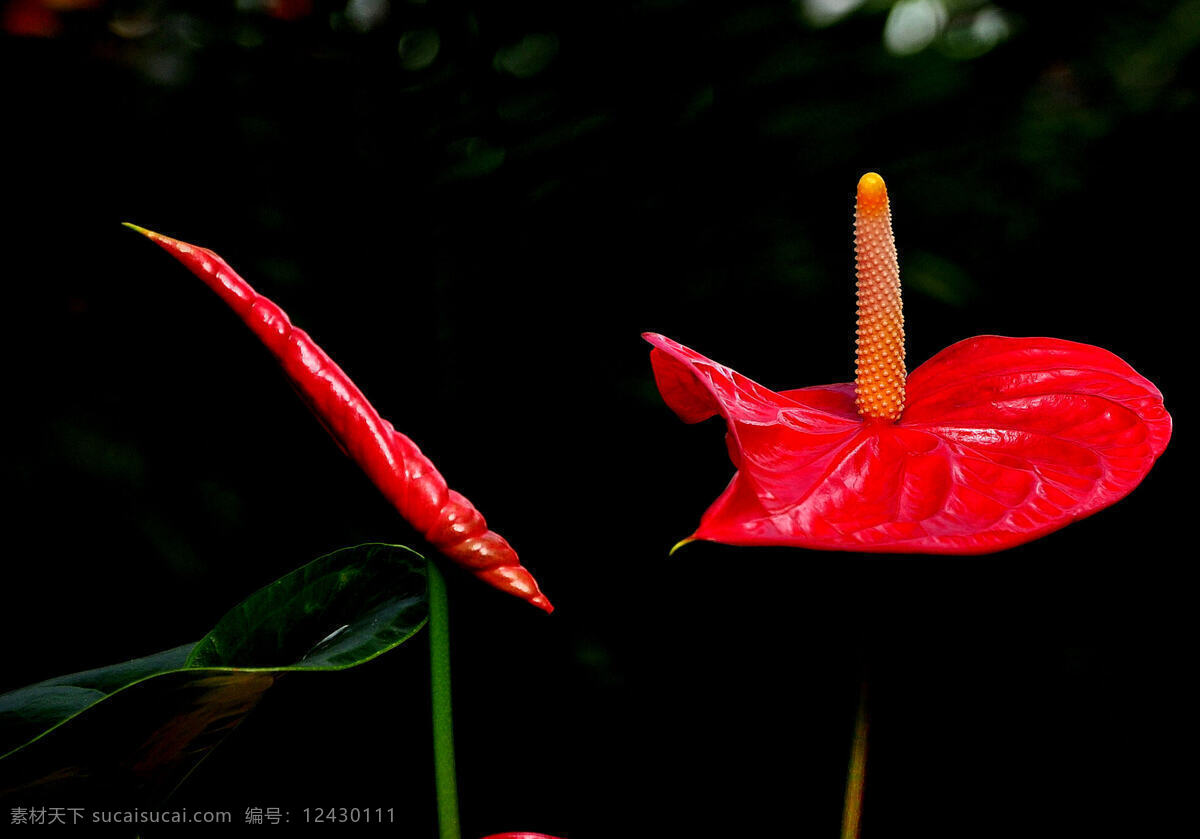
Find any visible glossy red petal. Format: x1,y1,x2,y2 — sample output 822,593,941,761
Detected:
480,834,566,839
644,333,1170,553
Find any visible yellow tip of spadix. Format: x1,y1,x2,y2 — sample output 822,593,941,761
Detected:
856,172,888,216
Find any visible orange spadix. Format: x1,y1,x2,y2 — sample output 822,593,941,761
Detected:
853,172,905,422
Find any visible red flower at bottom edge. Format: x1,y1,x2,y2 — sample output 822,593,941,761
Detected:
646,174,1171,554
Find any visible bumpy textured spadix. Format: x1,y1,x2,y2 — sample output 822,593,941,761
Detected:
645,174,1171,553
854,172,905,421
126,225,552,611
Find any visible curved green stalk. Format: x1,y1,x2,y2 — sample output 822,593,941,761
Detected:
428,559,461,839
840,681,869,839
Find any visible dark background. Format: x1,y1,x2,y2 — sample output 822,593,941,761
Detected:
2,0,1191,836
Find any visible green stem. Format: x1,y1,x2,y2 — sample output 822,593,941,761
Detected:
839,681,869,839
428,559,461,839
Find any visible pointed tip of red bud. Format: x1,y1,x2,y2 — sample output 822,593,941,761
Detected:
123,223,177,249
529,594,555,614
122,222,155,237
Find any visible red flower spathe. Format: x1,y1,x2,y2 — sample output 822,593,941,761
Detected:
646,306,1170,552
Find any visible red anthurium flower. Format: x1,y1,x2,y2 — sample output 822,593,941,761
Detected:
481,834,566,839
646,173,1171,554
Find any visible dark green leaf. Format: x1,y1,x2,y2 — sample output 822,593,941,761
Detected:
187,542,428,669
0,544,427,803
